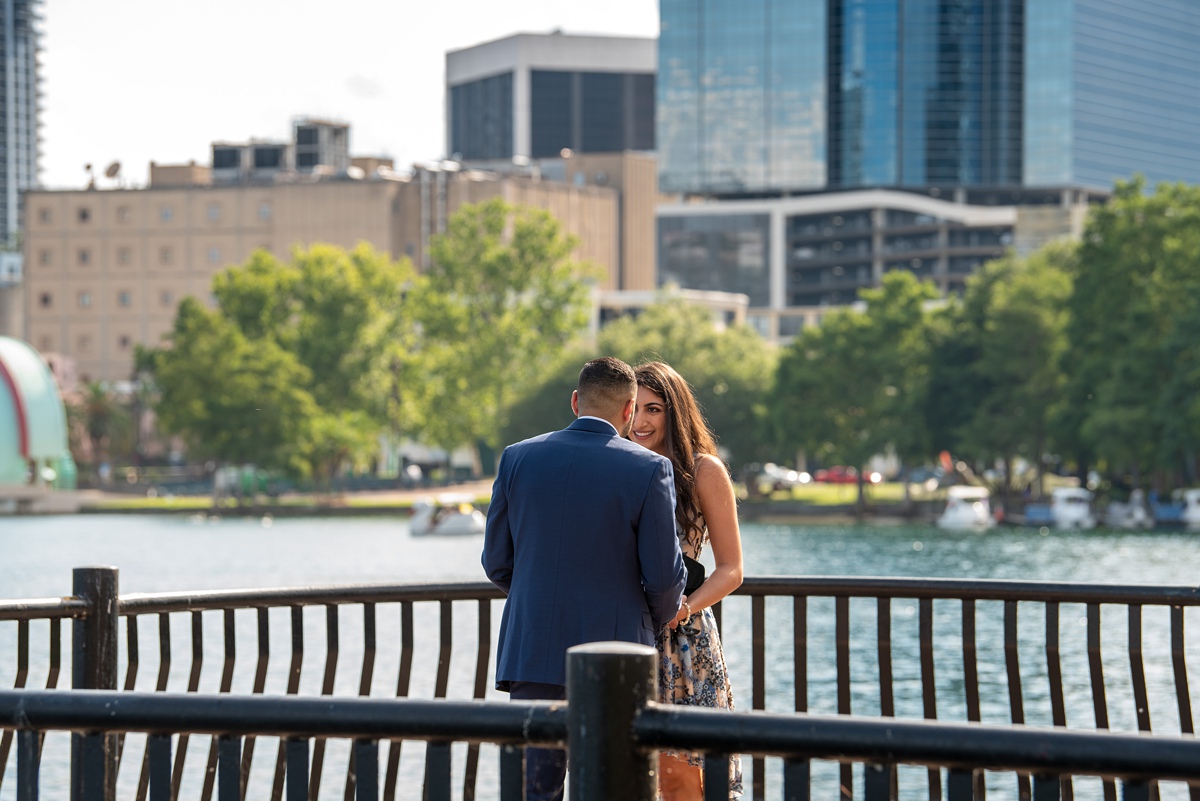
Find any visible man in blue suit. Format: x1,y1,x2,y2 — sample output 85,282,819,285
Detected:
482,356,686,800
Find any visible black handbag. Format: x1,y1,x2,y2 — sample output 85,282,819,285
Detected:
683,554,706,595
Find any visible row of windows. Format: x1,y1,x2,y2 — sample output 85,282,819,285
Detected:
38,245,236,268
35,202,273,226
35,334,136,355
38,289,177,310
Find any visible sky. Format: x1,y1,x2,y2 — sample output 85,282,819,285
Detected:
39,0,659,190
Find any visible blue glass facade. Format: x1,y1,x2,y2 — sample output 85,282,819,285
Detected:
658,0,826,194
659,0,1200,195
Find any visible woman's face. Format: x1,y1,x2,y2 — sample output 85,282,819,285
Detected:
631,385,668,456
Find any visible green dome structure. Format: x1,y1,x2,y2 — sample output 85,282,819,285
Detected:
0,336,76,489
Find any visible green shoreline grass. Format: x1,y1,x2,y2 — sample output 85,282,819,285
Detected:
84,481,914,513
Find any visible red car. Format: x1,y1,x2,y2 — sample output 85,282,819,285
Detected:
815,466,882,484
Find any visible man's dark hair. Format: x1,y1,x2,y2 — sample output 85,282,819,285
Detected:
577,357,637,416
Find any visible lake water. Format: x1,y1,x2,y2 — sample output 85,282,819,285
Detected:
2,513,1198,799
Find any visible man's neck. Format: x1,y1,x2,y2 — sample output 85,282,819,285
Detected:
577,414,619,434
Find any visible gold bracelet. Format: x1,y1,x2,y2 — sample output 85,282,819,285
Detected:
681,601,692,619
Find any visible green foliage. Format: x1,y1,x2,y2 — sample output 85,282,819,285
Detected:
1064,177,1200,481
598,299,777,465
771,272,937,511
946,244,1073,492
149,244,414,479
410,198,597,455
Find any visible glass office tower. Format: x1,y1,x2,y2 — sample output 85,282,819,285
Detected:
0,0,39,249
659,0,1200,195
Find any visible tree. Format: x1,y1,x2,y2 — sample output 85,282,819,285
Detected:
1061,178,1200,487
151,297,320,475
771,272,937,516
148,244,416,484
952,244,1073,501
410,198,597,464
65,381,132,478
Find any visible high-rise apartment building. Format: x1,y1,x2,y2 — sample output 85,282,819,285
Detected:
0,0,40,333
446,32,656,162
658,0,1200,196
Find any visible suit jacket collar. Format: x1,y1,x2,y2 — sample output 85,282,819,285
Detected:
569,416,620,438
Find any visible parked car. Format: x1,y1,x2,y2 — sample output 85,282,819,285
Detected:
757,462,811,492
814,466,882,484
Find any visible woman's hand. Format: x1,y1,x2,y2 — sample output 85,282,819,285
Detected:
667,596,691,630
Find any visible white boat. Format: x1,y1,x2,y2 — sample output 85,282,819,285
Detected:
1181,489,1200,528
936,486,996,530
1102,488,1152,530
410,495,486,536
1050,487,1097,530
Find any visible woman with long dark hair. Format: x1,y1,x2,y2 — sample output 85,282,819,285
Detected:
630,361,743,800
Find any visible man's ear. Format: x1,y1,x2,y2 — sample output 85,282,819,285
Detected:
571,390,580,417
622,397,636,423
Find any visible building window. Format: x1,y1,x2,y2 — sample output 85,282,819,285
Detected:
160,290,174,307
258,202,272,221
207,202,221,221
117,247,132,266
39,292,52,307
37,208,51,224
77,335,92,353
78,292,92,308
38,249,51,266
118,335,131,350
38,336,53,351
78,207,91,223
78,249,91,266
117,290,132,307
160,205,174,222
208,247,220,264
116,206,131,223
159,246,172,266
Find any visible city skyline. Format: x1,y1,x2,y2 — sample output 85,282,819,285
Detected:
39,0,658,190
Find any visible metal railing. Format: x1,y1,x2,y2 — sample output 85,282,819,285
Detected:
3,569,1200,799
4,643,1200,801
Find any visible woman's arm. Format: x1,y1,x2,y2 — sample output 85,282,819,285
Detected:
671,453,743,622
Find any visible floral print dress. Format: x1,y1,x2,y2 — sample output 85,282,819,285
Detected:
656,532,744,798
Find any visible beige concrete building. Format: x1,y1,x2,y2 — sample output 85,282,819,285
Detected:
23,165,625,382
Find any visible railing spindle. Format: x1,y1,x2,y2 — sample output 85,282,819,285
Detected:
1128,605,1152,732
1005,600,1030,801
463,599,491,801
1169,606,1200,801
752,593,766,801
424,742,452,801
920,598,940,801
1045,602,1072,800
353,740,378,801
136,614,172,801
241,607,270,801
200,610,238,801
383,601,414,801
0,619,29,787
498,744,523,801
947,768,974,801
218,735,241,801
864,762,893,801
272,606,306,801
286,738,309,801
17,728,38,801
147,733,171,801
1122,780,1151,801
837,595,852,800
794,596,807,714
783,757,810,801
963,599,980,723
1033,773,1061,800
879,597,894,717
704,753,730,801
344,603,377,801
1088,602,1117,801
309,605,341,799
115,614,140,766
170,610,205,801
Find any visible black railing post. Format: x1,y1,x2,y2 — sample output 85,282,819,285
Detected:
566,642,656,801
71,566,119,801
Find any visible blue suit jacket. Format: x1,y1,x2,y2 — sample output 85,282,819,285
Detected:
482,417,686,690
